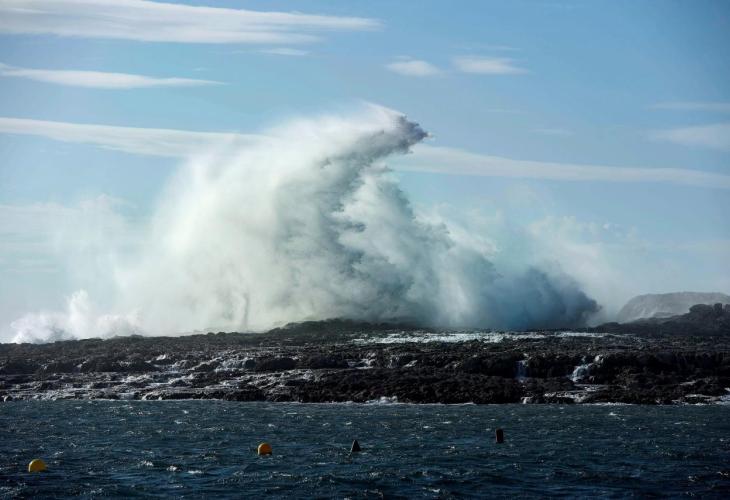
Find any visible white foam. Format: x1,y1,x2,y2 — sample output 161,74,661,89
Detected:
357,330,617,344
10,106,599,343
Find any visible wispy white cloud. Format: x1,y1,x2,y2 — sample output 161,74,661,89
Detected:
0,0,380,44
386,58,441,77
534,128,574,137
0,117,264,157
0,62,221,89
453,44,520,52
1,116,727,189
452,56,527,75
260,48,310,57
398,144,730,189
651,123,730,151
653,101,730,113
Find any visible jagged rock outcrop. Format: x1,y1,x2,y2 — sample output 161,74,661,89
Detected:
598,303,730,336
1,319,729,405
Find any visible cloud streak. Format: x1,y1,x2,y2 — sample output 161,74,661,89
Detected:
651,123,730,151
0,62,221,89
0,117,264,157
0,0,380,45
260,48,310,57
386,58,441,77
1,116,727,189
452,56,527,75
399,144,730,189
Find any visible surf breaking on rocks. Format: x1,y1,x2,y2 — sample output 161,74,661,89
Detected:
10,105,598,343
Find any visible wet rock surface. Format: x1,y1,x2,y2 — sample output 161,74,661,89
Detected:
1,318,729,404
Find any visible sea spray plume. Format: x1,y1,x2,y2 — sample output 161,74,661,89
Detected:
113,106,440,333
11,290,141,344
11,105,598,343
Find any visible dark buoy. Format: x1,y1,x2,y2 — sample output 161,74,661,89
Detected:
350,440,361,453
495,428,505,444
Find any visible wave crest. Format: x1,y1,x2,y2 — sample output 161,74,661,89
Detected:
11,105,598,343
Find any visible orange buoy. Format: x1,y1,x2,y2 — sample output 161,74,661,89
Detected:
28,459,47,472
257,442,273,456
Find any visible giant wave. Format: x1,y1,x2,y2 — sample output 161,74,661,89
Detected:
11,105,598,343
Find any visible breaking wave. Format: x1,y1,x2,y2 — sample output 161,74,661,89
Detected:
11,105,598,343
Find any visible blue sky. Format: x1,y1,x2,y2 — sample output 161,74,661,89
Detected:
0,0,729,338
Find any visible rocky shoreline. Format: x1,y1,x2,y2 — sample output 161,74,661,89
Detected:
2,316,729,405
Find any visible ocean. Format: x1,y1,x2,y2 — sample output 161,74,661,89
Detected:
1,402,729,498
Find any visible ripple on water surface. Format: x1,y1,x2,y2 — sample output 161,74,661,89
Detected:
1,402,729,498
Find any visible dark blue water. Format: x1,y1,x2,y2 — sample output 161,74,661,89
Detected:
1,402,729,498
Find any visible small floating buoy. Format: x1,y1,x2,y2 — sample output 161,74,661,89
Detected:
350,440,361,453
28,459,47,472
495,428,505,444
257,442,272,456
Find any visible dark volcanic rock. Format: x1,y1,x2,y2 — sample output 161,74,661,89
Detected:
78,357,121,373
290,369,524,404
40,360,80,374
1,318,729,404
254,357,297,372
588,351,729,384
525,354,581,378
299,355,348,369
0,359,40,375
78,356,158,373
223,386,265,401
454,354,519,377
125,357,159,373
192,360,221,372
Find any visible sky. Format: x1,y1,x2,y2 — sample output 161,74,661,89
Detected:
0,0,729,340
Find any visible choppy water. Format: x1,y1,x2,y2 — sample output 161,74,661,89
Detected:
1,402,729,498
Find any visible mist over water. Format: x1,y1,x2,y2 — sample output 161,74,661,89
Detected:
10,106,598,343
